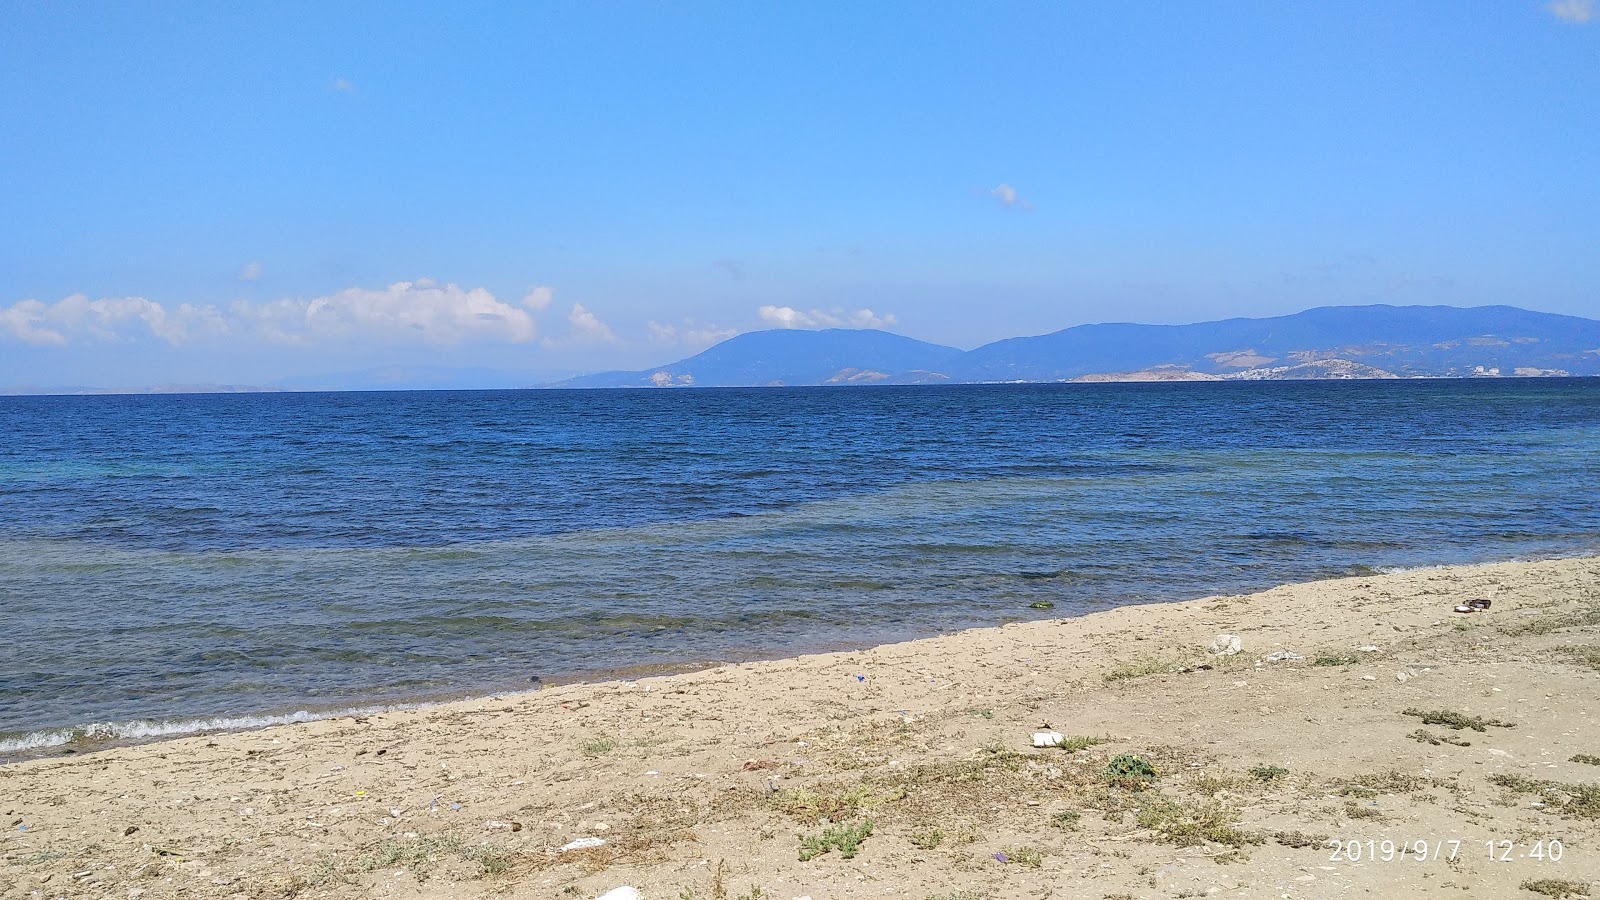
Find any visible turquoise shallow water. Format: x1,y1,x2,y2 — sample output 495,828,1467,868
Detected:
2,380,1598,755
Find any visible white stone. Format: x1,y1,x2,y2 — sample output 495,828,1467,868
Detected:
1209,634,1243,656
594,888,642,900
1032,731,1065,748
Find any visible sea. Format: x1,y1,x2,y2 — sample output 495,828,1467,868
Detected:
3,379,1598,758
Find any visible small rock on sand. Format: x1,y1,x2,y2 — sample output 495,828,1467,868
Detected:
1209,634,1242,656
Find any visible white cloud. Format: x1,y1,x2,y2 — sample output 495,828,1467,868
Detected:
2,280,540,348
246,280,538,345
238,261,263,282
521,286,554,310
541,302,619,347
648,319,739,348
757,305,897,330
1549,0,1594,22
0,294,226,346
989,182,1034,210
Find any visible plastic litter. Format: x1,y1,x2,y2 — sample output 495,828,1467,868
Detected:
560,837,606,852
594,888,641,900
1032,731,1065,748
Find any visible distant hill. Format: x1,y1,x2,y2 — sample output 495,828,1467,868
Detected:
561,328,964,388
556,304,1600,388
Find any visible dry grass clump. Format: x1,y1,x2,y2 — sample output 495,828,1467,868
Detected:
1559,646,1600,672
1329,769,1426,798
1402,708,1515,732
1502,600,1600,636
347,835,515,880
1409,729,1471,747
1522,879,1592,899
1103,655,1183,682
770,783,903,825
1272,830,1328,849
1489,774,1600,820
1133,796,1261,848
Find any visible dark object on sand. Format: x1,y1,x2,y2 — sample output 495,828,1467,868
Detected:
1468,598,1491,610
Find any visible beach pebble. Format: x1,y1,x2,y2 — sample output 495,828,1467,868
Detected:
560,837,606,852
1361,675,1378,681
1032,731,1065,748
594,888,641,900
1209,634,1242,656
1396,671,1409,682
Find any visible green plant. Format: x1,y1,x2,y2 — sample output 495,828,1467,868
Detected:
1402,708,1515,732
771,784,899,824
1343,801,1385,821
464,844,515,877
1331,770,1425,797
1521,879,1591,899
1408,729,1470,747
1312,654,1358,666
1560,646,1600,671
1248,764,1288,782
1057,735,1111,753
358,835,467,877
1273,830,1328,848
1049,810,1081,829
1004,846,1044,867
1104,753,1158,789
1572,754,1600,766
1103,656,1179,682
1134,796,1260,848
798,821,873,861
581,736,617,756
1490,774,1600,819
909,826,944,849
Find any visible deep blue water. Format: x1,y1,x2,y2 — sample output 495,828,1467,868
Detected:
2,379,1598,754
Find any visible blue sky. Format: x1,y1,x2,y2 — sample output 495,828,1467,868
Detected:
2,1,1597,387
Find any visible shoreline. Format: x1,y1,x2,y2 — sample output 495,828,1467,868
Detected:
9,553,1587,764
4,556,1599,899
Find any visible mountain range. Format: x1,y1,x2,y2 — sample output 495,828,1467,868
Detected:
560,304,1600,388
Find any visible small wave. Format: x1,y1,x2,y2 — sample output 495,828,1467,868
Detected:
0,703,423,757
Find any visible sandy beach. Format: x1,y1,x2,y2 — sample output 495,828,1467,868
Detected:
4,557,1599,900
